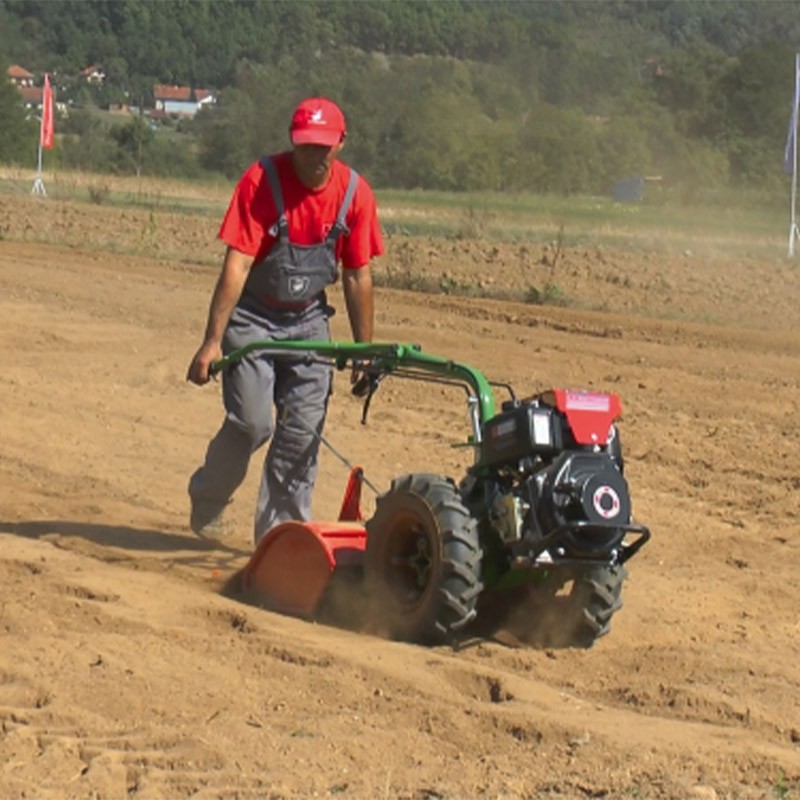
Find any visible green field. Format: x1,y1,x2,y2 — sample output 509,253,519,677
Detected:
0,166,793,261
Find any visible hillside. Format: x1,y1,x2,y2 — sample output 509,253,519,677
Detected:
2,0,799,195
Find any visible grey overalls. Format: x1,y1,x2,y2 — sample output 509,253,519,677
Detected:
189,156,360,543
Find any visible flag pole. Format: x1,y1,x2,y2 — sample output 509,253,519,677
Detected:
790,53,799,257
31,72,52,197
32,139,46,196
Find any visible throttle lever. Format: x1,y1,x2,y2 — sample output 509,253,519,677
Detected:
350,361,384,425
358,374,385,424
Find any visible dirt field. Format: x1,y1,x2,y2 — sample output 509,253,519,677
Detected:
1,189,799,800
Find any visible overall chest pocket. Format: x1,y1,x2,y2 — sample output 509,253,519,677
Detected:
246,239,338,304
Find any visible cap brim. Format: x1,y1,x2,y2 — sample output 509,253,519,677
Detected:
291,128,343,146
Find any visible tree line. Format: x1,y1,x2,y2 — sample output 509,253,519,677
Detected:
0,0,797,200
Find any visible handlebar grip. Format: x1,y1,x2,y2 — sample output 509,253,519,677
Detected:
209,360,223,377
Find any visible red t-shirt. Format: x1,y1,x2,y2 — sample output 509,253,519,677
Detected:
218,151,383,269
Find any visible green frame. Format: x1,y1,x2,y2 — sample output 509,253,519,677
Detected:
211,339,497,425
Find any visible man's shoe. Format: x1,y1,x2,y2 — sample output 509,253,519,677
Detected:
190,503,233,541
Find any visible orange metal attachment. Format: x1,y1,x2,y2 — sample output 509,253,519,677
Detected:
337,466,365,522
240,467,368,618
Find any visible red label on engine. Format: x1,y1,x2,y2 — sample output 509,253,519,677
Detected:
545,389,622,446
565,391,611,412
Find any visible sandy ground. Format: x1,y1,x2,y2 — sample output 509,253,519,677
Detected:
1,192,800,799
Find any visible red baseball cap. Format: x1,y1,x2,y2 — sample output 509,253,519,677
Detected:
290,97,346,146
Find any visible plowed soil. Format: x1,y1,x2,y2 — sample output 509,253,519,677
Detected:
1,189,799,800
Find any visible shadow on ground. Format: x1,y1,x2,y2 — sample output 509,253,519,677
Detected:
0,519,251,574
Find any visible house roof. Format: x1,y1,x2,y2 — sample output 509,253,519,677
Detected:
153,84,215,102
8,64,34,79
154,84,193,101
80,63,103,76
18,86,43,104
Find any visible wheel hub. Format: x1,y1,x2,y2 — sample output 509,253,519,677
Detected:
391,531,432,590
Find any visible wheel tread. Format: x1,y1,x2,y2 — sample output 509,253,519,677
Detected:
365,472,483,644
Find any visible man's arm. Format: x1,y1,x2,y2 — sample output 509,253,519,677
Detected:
342,264,374,343
186,247,254,385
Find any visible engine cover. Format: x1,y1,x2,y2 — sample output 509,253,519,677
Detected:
541,389,621,446
480,390,622,470
536,452,631,557
481,403,562,466
568,456,630,525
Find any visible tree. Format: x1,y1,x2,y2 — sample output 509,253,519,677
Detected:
517,103,601,194
110,115,153,175
717,40,795,185
194,87,259,178
0,63,36,165
654,43,729,139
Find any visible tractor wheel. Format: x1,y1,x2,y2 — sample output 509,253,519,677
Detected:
365,473,483,644
492,564,628,649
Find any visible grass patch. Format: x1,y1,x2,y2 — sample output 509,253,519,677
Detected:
87,183,111,205
0,165,229,217
377,185,788,259
525,282,569,306
772,770,799,799
374,265,572,308
0,165,792,261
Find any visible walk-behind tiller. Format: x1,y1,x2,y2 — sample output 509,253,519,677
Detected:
213,340,650,648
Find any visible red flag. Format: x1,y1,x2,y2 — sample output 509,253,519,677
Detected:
40,73,54,150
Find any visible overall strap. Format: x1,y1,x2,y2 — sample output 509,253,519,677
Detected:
325,168,360,243
259,156,289,239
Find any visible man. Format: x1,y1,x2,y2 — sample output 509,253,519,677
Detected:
186,97,383,544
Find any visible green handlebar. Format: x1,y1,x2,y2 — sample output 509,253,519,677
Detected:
210,340,497,423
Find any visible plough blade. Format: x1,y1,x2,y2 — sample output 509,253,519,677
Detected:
242,521,366,618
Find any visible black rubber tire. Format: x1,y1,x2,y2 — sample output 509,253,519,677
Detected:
365,473,483,644
485,563,628,649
